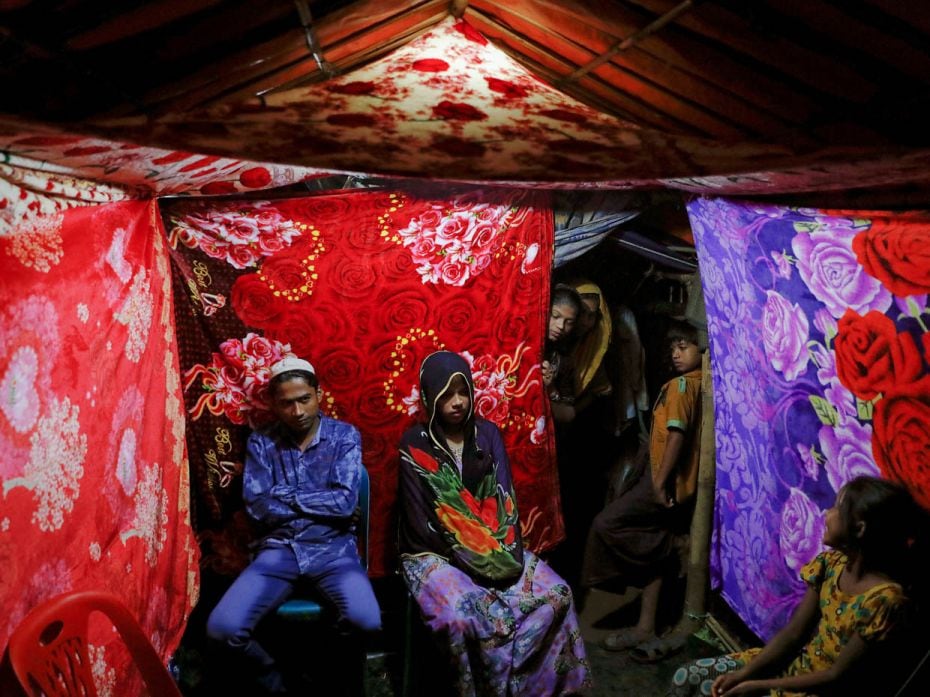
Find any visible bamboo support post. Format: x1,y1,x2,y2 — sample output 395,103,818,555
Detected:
666,348,716,644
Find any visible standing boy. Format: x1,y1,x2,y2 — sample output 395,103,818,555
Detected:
207,357,380,694
581,320,704,659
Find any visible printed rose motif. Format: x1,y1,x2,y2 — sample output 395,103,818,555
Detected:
853,219,930,297
412,58,450,72
238,167,272,189
431,101,488,122
282,194,353,225
476,496,500,529
397,196,515,286
183,333,294,426
261,255,310,296
407,446,440,474
834,310,922,401
377,291,431,333
871,378,930,510
168,202,302,269
762,291,810,381
454,19,488,45
819,419,880,494
779,488,825,574
462,344,541,428
314,349,362,392
267,315,316,359
436,503,500,555
791,220,891,318
485,77,528,99
230,274,286,329
330,257,378,299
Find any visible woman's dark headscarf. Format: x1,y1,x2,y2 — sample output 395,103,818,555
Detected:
419,350,476,464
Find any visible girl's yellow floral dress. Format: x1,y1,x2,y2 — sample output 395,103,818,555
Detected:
670,550,906,696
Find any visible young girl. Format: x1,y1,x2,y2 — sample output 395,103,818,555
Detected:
668,475,924,697
542,284,583,424
398,350,591,696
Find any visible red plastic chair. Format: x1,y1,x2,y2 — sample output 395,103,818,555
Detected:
6,590,182,697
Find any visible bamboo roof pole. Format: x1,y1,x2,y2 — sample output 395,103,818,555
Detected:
557,0,697,86
294,0,336,78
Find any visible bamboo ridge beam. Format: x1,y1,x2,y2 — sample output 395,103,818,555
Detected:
558,0,696,84
295,0,335,78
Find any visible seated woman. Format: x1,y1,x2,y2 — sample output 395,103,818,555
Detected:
398,351,591,696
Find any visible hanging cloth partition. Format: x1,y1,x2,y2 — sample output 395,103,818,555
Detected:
0,199,198,692
688,197,930,640
552,190,642,267
163,187,557,578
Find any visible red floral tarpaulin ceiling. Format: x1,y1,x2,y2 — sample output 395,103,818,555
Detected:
4,16,930,216
0,200,198,692
164,187,556,578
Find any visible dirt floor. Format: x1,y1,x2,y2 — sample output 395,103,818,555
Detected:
358,585,727,697
577,588,724,697
179,576,731,696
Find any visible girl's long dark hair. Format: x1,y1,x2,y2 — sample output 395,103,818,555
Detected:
840,476,929,598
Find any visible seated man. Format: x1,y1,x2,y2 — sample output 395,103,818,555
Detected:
207,357,381,694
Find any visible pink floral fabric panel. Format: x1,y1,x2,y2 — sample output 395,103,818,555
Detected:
688,197,930,640
0,200,198,691
164,188,557,579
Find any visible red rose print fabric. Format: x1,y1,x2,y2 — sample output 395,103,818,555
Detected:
164,188,557,578
688,197,930,641
0,200,198,693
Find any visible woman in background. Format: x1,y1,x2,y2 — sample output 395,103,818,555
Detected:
567,279,613,416
542,284,583,424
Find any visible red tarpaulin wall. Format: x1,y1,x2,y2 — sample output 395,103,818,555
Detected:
164,187,559,579
0,200,198,692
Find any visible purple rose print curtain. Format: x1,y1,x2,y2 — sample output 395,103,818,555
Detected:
688,197,930,640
